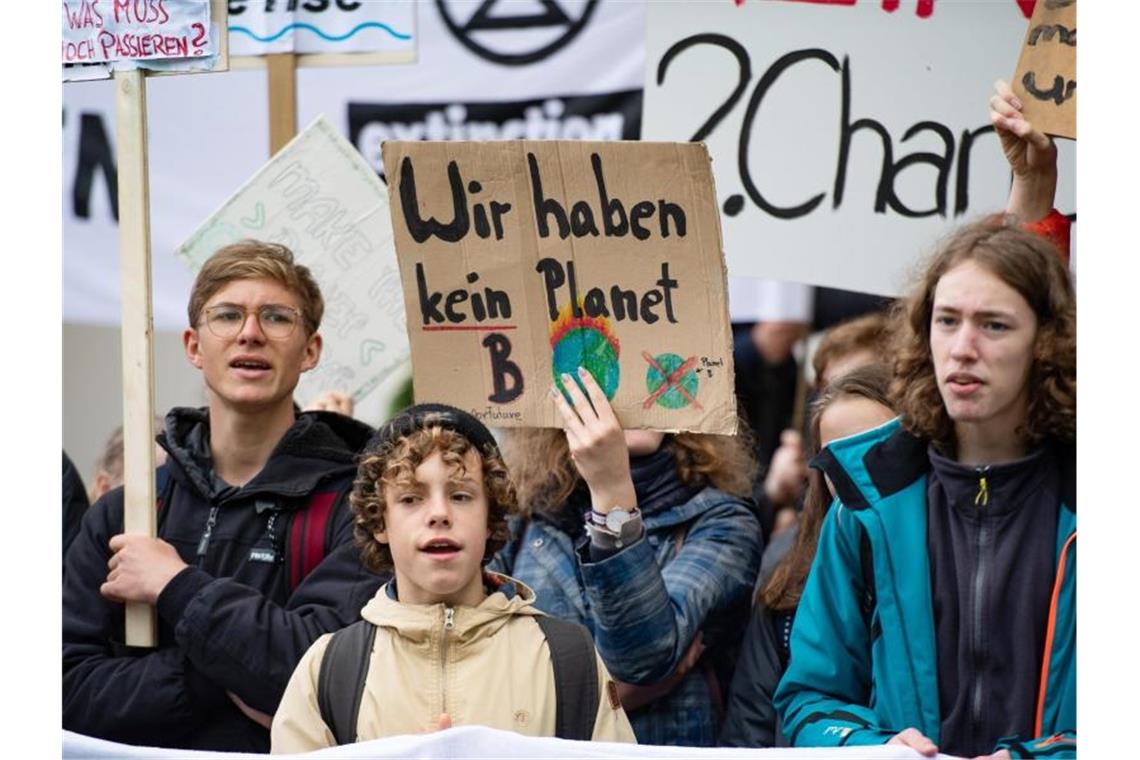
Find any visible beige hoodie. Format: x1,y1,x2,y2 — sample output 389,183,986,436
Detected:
271,576,636,752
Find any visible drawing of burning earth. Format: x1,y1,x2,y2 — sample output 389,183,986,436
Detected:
549,306,620,401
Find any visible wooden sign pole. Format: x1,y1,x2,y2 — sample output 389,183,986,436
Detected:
115,68,158,648
266,53,299,155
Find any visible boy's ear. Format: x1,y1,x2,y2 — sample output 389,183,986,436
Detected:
372,528,388,545
300,332,322,373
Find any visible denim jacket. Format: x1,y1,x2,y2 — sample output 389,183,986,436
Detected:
489,483,762,746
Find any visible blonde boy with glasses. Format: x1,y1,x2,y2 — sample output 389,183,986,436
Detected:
63,240,385,753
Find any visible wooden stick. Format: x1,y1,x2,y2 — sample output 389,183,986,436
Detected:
115,69,158,648
266,53,298,155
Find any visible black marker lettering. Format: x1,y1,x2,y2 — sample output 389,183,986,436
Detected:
484,334,524,403
416,262,445,325
1021,72,1076,106
399,157,469,243
529,153,569,239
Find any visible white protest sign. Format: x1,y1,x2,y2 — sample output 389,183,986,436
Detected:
62,0,213,64
176,115,409,407
643,1,1074,297
227,0,416,58
62,0,228,81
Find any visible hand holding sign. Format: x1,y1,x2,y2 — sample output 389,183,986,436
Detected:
990,78,1058,222
550,368,637,516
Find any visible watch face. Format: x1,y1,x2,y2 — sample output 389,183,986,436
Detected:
605,509,631,532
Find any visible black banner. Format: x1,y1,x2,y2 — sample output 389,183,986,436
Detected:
348,89,643,177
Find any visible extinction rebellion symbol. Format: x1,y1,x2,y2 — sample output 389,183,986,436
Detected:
436,0,599,66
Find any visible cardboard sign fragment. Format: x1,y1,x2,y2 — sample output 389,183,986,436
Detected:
1012,0,1076,139
177,116,409,408
383,140,737,435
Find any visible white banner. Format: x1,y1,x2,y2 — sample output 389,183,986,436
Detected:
62,0,644,333
177,116,408,407
227,0,416,58
63,725,970,759
643,0,1076,297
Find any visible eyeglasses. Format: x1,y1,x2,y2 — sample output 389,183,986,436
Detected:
200,304,303,340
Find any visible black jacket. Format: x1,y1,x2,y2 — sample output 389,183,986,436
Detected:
926,445,1063,757
62,408,386,752
62,451,89,556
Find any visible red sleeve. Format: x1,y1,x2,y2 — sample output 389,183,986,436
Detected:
1022,208,1071,266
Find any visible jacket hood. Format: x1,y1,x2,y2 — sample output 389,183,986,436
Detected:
360,572,542,648
157,406,374,503
816,416,1076,516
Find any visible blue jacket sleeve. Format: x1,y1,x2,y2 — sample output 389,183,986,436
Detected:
774,504,896,747
156,488,386,714
62,493,227,745
579,495,762,684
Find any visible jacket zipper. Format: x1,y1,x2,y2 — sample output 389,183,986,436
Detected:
970,466,992,747
196,505,221,565
441,606,455,716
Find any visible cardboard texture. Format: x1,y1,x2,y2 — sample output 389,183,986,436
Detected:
383,140,737,434
1012,0,1076,139
178,116,410,407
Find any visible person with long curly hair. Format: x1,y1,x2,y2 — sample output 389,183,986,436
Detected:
775,89,1076,759
488,368,763,746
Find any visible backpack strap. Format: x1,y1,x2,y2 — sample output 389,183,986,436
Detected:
535,615,599,741
317,619,377,746
288,488,340,592
154,464,175,531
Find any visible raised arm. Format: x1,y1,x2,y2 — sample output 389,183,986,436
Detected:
550,369,761,684
990,78,1058,223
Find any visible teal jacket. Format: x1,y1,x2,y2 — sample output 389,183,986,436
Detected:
774,418,1075,758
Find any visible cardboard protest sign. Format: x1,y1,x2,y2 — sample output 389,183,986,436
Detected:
643,1,1074,297
177,116,409,407
1012,0,1076,139
227,0,415,59
383,140,737,434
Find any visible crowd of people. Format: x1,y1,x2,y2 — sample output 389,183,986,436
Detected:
62,82,1075,758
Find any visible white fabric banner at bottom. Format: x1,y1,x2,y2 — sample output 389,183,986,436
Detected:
63,725,966,759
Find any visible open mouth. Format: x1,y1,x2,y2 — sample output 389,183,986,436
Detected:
421,538,461,555
230,358,272,371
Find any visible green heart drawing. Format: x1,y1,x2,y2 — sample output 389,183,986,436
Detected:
241,202,266,230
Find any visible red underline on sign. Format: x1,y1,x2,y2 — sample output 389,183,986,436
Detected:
420,325,518,332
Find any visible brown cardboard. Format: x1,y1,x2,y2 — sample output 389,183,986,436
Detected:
1011,0,1076,139
382,140,738,434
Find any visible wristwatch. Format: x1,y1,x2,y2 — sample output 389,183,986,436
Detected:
586,507,643,549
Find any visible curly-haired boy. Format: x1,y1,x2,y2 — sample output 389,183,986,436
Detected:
271,403,635,751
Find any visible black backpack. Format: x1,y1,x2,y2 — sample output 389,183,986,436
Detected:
316,614,600,744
